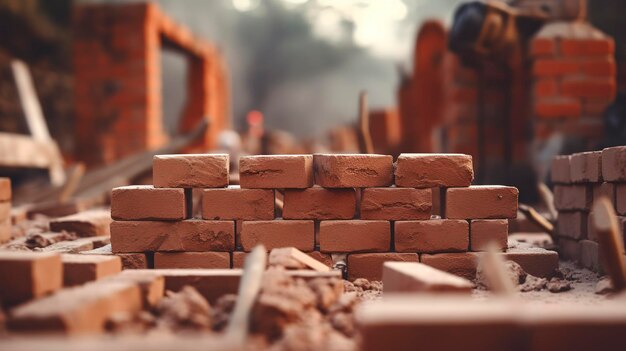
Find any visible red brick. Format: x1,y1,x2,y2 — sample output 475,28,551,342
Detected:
153,154,229,188
556,211,587,240
580,59,616,76
154,252,230,269
551,155,572,184
202,186,274,220
110,220,234,253
394,153,473,188
240,220,314,252
534,79,558,97
420,252,479,280
503,247,558,278
8,278,142,334
111,185,189,220
470,219,508,251
535,98,581,118
560,38,614,57
561,78,616,99
395,220,468,253
0,252,63,306
617,184,626,215
347,253,418,281
601,146,626,182
313,154,393,188
593,182,616,207
0,177,11,201
579,240,603,273
239,155,313,189
361,188,431,220
445,186,518,219
554,185,592,211
570,151,602,183
532,59,578,77
382,262,473,293
283,187,356,220
319,220,390,253
61,254,121,287
531,37,556,56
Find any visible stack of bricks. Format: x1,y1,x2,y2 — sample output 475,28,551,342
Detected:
552,145,626,272
531,22,616,146
110,153,524,281
0,178,11,244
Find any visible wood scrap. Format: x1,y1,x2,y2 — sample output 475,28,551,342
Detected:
518,203,554,235
479,243,517,296
591,197,626,291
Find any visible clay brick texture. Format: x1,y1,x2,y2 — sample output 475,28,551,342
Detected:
106,152,527,278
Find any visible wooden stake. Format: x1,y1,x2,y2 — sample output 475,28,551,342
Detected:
518,203,554,235
592,198,626,291
480,243,516,296
357,91,374,154
225,244,267,344
537,182,558,220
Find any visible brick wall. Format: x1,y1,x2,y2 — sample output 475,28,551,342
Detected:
73,3,229,167
530,22,616,148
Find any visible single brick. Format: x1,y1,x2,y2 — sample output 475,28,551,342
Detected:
420,252,479,280
445,186,518,219
395,220,468,253
570,151,602,183
593,182,615,207
470,219,508,251
535,98,581,118
601,146,626,182
61,254,121,287
111,219,234,253
0,177,11,201
554,185,592,211
111,185,189,220
240,220,314,252
154,252,231,269
153,154,229,188
49,209,112,237
560,38,614,57
556,211,587,240
8,280,142,334
357,297,519,351
579,240,603,273
202,186,274,220
394,153,473,188
503,247,558,278
347,253,418,281
239,155,313,188
0,251,62,306
382,261,473,294
319,220,390,253
283,187,356,220
617,184,626,215
313,154,393,188
361,188,431,220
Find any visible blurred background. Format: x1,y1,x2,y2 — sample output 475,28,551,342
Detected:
0,0,624,207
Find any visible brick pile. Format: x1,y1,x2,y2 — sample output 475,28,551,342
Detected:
109,153,544,281
0,178,10,243
552,145,626,272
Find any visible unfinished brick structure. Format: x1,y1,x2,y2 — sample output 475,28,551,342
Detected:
109,153,558,280
552,145,626,272
73,3,229,166
399,19,616,183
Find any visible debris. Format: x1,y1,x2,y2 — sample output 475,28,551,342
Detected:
154,286,213,331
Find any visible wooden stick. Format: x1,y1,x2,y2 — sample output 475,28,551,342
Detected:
357,91,374,154
480,243,516,296
537,182,558,220
518,203,554,235
592,198,626,291
225,244,267,344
